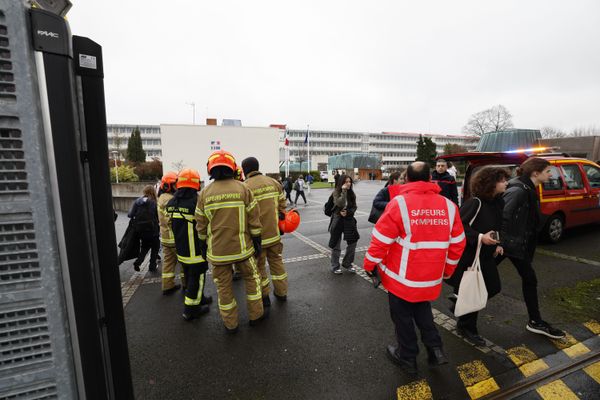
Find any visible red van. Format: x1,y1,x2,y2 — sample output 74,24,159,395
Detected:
441,149,600,243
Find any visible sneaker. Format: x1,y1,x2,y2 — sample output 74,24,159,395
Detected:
332,267,342,275
346,266,357,273
526,320,565,339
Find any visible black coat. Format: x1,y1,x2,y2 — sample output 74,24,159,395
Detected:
328,189,360,246
447,196,503,298
501,176,542,261
431,171,459,204
368,187,390,223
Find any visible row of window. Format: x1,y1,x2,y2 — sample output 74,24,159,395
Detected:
107,138,162,146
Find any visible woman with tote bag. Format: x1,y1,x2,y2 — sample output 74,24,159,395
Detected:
447,167,510,346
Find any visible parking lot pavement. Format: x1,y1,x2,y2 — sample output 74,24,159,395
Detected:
117,180,600,399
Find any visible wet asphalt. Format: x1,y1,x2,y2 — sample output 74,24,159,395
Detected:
116,181,600,399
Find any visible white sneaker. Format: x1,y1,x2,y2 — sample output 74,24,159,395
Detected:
347,266,357,273
332,267,342,275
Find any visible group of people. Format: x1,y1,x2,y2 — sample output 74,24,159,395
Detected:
127,150,288,333
363,157,565,374
282,174,313,205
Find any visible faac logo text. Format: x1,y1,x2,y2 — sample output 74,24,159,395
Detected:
37,30,59,38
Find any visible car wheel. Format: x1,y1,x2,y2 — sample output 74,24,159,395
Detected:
545,214,564,243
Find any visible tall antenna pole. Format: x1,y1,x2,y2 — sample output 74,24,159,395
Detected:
186,102,196,124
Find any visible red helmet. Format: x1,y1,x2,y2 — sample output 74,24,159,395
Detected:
278,210,301,233
160,171,178,192
177,168,201,190
207,150,237,174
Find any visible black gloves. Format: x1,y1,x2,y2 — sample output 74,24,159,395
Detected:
252,236,262,257
279,212,286,221
366,268,381,289
199,240,208,260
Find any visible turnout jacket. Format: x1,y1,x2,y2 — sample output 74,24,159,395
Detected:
244,171,287,248
157,192,175,246
363,181,466,302
195,179,262,265
166,190,206,265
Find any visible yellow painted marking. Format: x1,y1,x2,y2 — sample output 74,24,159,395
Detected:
563,342,590,359
583,320,600,335
396,379,432,400
536,379,579,400
550,332,578,350
507,346,550,377
540,196,584,203
457,360,500,399
583,361,600,385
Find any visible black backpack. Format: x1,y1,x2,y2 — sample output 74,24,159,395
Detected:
323,194,335,217
133,200,156,233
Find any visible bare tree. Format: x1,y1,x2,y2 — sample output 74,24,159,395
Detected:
463,104,514,137
570,125,600,137
171,160,185,172
540,126,567,139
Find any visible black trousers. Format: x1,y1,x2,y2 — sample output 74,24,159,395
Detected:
496,254,541,322
184,262,208,312
388,293,442,359
285,191,292,203
134,234,160,269
294,191,307,204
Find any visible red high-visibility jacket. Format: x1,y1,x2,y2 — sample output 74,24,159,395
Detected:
363,181,466,302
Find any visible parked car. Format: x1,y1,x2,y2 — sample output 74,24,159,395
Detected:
320,171,328,181
440,149,600,243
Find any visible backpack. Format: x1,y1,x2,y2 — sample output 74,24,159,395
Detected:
293,181,300,191
323,195,335,217
133,199,156,233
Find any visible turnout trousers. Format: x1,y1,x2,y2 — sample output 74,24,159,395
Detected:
257,242,288,297
212,256,264,329
161,245,180,291
388,293,442,359
183,262,208,314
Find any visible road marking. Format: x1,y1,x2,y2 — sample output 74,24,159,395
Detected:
550,332,591,359
121,259,150,307
583,320,600,335
290,230,508,358
536,248,600,267
396,379,432,400
536,379,579,400
457,360,500,399
507,346,550,377
583,361,600,384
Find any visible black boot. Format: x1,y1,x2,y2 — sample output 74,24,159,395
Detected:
249,307,269,327
262,296,271,307
385,345,417,374
182,305,209,321
427,347,448,366
162,284,181,296
457,327,486,347
274,293,287,302
200,295,213,305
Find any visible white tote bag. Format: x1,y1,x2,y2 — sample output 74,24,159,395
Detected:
454,199,488,317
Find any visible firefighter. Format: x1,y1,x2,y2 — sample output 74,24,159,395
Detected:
157,171,183,295
363,161,466,373
195,150,264,333
241,157,288,306
166,168,212,321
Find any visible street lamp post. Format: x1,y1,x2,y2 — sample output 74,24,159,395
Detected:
112,151,119,183
186,102,196,125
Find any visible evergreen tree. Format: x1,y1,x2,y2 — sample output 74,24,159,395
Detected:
126,127,146,163
415,135,437,166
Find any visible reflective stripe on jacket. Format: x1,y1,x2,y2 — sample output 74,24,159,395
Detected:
195,179,262,265
363,181,466,302
244,171,287,247
157,192,175,246
166,191,205,264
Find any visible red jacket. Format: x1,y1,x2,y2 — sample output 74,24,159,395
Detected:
363,181,466,302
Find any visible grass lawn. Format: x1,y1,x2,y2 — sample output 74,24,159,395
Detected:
309,181,335,189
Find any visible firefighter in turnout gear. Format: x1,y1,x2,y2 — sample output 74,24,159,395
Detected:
241,157,288,306
195,150,265,333
166,169,213,321
157,171,183,295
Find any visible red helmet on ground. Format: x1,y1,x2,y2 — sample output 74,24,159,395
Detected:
207,150,237,174
278,210,301,233
160,171,178,191
177,168,201,190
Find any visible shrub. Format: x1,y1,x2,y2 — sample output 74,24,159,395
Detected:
111,165,139,182
134,160,163,181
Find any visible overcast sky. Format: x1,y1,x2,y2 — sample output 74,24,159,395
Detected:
68,0,600,134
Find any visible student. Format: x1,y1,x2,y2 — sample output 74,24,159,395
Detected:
128,185,160,272
328,175,359,274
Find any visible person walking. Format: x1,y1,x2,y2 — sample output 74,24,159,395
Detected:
446,167,510,346
294,175,307,205
497,157,565,339
157,171,183,295
363,161,466,374
242,157,288,306
432,159,459,204
128,185,160,272
447,161,458,178
166,169,213,320
283,176,293,204
195,150,265,333
328,175,360,274
334,171,341,186
368,171,404,224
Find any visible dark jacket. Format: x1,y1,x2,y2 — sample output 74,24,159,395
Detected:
128,196,159,238
328,188,360,246
368,187,390,223
500,176,542,261
167,188,207,267
431,171,458,204
447,196,503,298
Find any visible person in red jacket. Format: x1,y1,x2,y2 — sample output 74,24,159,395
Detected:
363,161,466,374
